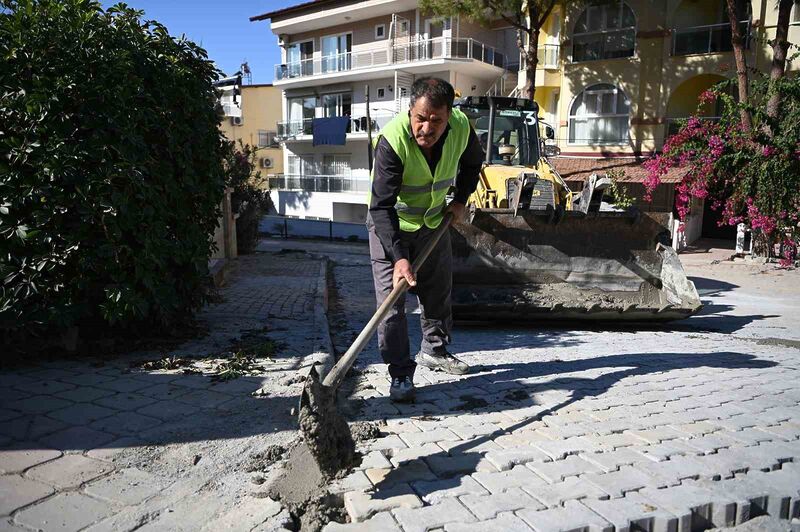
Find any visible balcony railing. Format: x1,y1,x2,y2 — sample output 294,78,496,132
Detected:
268,174,370,193
537,44,560,69
275,37,505,81
672,21,750,56
276,112,395,139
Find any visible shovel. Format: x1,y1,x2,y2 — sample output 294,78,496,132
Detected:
298,212,455,476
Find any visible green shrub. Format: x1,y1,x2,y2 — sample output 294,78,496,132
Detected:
224,142,272,254
0,0,227,350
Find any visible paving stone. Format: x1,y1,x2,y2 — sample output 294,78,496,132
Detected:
95,378,152,394
94,393,157,411
86,437,143,462
384,419,422,434
412,475,489,504
636,440,703,462
670,421,722,436
590,433,648,450
201,494,283,531
484,446,551,471
682,432,742,454
0,446,61,474
4,395,73,415
388,443,443,467
534,436,601,460
344,484,423,522
39,426,116,452
330,470,374,494
60,373,118,387
527,455,603,483
0,476,54,515
134,383,191,400
358,450,392,470
365,460,437,488
445,512,534,531
424,453,492,477
89,411,162,435
14,379,75,395
517,499,613,532
54,386,116,403
85,467,170,505
323,511,401,531
626,426,692,444
695,448,774,478
392,497,476,532
364,434,407,452
580,448,649,472
449,423,502,440
26,454,113,488
583,466,668,498
760,422,800,441
720,427,776,446
134,399,200,421
755,440,800,465
48,403,118,425
639,484,738,530
713,414,763,432
472,464,548,494
535,424,590,440
459,487,543,520
583,491,679,532
15,492,111,530
174,389,234,408
635,454,721,484
168,374,216,390
399,427,461,447
437,438,503,456
0,415,68,442
522,475,609,508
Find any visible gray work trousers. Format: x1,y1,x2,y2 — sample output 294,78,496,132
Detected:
368,220,453,379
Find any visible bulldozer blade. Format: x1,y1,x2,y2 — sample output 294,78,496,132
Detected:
450,209,702,322
298,365,358,477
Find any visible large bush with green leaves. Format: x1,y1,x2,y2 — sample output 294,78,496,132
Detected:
223,141,273,255
0,0,227,348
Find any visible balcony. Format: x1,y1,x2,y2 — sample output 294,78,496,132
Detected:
276,112,395,140
537,44,560,69
671,21,750,56
274,37,505,84
268,174,370,193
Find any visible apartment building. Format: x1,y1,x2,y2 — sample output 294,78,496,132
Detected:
251,0,798,234
218,83,285,177
251,0,518,222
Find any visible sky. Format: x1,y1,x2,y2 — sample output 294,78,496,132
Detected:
100,0,287,84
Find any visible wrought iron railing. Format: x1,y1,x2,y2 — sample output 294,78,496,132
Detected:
268,174,370,193
275,37,505,80
276,112,395,139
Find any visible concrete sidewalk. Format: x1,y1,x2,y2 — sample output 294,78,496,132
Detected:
0,250,332,531
321,242,800,531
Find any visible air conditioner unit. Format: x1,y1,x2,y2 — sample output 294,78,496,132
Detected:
231,116,244,126
260,157,274,169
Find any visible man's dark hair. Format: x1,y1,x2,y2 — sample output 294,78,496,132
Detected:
409,77,455,111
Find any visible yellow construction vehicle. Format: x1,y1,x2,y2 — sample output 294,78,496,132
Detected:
450,96,701,321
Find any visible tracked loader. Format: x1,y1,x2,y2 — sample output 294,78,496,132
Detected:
451,96,701,321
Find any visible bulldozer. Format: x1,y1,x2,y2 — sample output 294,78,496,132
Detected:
450,96,701,321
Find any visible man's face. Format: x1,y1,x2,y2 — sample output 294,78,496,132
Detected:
409,96,450,150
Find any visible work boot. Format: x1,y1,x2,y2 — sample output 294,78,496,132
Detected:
389,376,415,402
417,351,470,375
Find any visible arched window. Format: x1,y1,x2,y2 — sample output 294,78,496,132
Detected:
572,1,636,62
569,84,630,144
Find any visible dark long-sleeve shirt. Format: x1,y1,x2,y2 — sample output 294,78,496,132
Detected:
369,124,483,263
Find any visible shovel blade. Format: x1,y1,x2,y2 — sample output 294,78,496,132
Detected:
298,365,358,477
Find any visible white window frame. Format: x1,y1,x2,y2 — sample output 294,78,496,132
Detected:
285,39,314,77
320,31,353,73
322,154,352,177
257,130,278,148
792,0,800,24
320,91,352,117
375,24,386,39
571,0,636,63
567,83,631,145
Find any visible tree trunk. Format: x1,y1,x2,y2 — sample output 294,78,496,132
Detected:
725,0,752,133
764,0,793,136
524,27,539,101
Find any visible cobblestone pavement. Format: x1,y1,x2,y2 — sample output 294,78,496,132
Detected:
0,250,330,531
317,240,800,532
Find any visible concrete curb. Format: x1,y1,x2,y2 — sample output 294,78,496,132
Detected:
298,256,336,379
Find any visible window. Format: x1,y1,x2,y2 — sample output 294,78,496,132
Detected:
321,92,352,117
568,83,630,144
572,1,636,62
287,96,316,135
375,24,386,39
285,40,313,77
321,33,352,73
377,88,385,99
288,154,317,175
793,0,800,23
258,130,277,147
322,154,352,176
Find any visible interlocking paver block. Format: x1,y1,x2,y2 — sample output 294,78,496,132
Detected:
720,428,776,446
635,454,721,484
583,466,668,498
365,460,437,488
323,511,401,531
5,395,73,415
389,443,443,467
583,491,678,532
636,440,702,462
517,499,613,532
86,437,142,462
15,492,111,530
425,453,488,477
392,498,476,532
55,386,115,403
344,484,422,522
639,483,737,530
484,447,551,471
134,383,191,401
522,475,609,509
89,411,162,435
60,373,117,387
0,415,68,442
85,467,170,505
445,512,534,531
682,432,741,454
40,426,116,451
412,475,489,504
0,476,54,515
472,464,548,494
14,380,75,395
26,454,113,489
527,455,603,483
459,487,543,520
580,448,648,472
135,399,199,421
95,378,152,394
48,403,117,425
626,426,691,444
173,389,233,408
399,428,461,447
94,393,157,412
534,436,601,460
0,447,61,474
200,495,283,531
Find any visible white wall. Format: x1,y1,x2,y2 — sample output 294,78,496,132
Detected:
277,190,368,222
